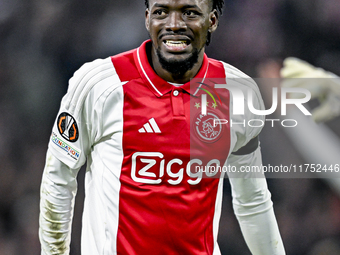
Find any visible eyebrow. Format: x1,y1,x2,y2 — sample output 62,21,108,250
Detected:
152,3,201,10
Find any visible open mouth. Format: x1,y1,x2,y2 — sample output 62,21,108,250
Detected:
163,39,191,52
164,40,189,47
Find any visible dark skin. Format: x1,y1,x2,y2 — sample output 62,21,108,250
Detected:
145,0,219,83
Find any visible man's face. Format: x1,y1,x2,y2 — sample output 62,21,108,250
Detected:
145,0,218,74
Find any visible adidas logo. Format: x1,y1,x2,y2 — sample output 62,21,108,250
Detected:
138,118,161,133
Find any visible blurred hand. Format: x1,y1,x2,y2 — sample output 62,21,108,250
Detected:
281,57,340,122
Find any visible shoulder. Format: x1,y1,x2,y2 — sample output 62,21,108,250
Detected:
215,61,265,150
218,60,260,95
216,60,264,112
62,57,126,118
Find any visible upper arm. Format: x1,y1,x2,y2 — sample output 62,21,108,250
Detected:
48,57,119,169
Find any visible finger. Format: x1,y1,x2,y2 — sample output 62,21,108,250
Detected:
312,95,340,122
312,103,335,123
281,57,314,78
281,79,323,99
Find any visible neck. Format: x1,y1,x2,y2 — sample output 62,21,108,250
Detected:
148,44,205,84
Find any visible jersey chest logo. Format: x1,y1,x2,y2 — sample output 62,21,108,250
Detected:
131,152,222,185
138,118,161,133
194,112,223,143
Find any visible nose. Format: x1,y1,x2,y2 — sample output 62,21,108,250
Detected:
165,12,187,31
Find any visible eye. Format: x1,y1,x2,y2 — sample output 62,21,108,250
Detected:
153,9,167,16
183,10,200,17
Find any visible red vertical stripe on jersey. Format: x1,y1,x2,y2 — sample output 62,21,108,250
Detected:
112,41,230,255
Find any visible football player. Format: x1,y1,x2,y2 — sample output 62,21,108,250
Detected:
39,0,285,254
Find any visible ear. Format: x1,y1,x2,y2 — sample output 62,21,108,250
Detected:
208,9,219,33
145,9,150,32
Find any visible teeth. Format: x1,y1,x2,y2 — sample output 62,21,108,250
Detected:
165,40,187,47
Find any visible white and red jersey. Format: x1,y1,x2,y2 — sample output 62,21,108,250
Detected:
40,40,283,255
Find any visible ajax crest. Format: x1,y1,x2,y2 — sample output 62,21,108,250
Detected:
195,112,223,143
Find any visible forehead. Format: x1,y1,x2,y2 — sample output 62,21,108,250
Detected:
148,0,212,11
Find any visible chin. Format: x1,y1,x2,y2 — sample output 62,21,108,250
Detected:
164,53,192,63
157,48,199,75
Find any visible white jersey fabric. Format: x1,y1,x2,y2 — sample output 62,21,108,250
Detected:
39,40,285,255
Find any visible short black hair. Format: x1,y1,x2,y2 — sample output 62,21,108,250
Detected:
144,0,224,16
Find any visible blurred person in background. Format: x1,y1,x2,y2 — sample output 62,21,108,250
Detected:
281,57,340,123
39,0,285,254
256,55,340,255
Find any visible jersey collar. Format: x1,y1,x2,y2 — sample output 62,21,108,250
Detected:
134,40,210,97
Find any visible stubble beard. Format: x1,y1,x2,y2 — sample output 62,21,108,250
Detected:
156,47,200,76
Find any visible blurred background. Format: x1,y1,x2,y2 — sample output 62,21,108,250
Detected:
1,0,340,254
